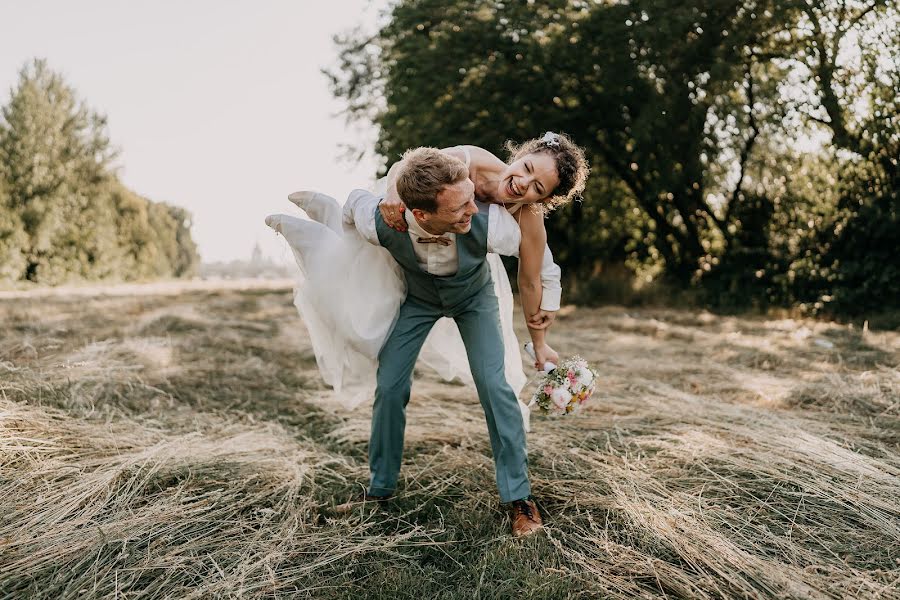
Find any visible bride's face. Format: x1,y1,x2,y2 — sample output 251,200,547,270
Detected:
498,151,560,204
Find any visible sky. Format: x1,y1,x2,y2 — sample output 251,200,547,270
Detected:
0,0,388,264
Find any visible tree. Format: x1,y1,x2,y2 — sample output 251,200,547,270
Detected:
0,176,27,281
329,0,898,313
750,0,899,313
0,59,115,283
0,59,200,285
329,0,778,285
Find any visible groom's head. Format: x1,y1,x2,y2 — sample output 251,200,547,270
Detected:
396,147,478,235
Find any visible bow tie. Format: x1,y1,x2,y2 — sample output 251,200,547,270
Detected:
417,236,451,246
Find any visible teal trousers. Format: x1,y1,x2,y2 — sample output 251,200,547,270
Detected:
367,285,531,503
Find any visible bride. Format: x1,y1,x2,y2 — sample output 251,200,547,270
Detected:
266,132,588,431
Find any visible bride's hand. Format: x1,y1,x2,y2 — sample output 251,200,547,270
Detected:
533,342,559,371
379,195,408,232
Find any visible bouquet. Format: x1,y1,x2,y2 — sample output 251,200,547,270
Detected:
524,342,597,416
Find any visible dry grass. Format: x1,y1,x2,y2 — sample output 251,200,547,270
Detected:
1,282,898,599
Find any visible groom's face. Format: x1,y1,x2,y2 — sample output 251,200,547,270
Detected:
416,177,478,235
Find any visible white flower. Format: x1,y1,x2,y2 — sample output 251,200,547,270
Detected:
550,387,572,409
577,368,594,387
541,131,560,147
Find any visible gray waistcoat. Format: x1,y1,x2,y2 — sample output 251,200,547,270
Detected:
374,200,492,312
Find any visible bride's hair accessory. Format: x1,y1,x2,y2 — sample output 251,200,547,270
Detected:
541,131,561,148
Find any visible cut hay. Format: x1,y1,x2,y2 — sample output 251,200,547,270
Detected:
1,283,898,598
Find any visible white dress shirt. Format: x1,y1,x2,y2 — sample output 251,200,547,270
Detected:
343,189,562,311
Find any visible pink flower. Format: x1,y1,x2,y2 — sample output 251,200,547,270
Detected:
551,387,572,409
544,385,553,396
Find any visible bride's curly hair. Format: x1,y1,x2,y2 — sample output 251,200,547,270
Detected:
505,132,590,210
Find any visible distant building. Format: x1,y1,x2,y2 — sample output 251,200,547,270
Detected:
199,243,295,280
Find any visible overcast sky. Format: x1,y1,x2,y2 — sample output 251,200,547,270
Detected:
0,0,388,263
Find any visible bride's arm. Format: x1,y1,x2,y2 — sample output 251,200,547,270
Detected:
342,189,384,246
517,206,561,368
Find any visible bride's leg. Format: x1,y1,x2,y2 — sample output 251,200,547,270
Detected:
265,213,338,273
288,191,343,234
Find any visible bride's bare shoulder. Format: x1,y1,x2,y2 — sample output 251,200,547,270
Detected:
441,145,505,168
437,145,467,163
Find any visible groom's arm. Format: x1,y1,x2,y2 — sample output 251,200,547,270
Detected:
343,189,383,246
486,205,562,311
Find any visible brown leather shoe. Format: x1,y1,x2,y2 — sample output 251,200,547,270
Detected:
332,490,392,514
509,497,544,537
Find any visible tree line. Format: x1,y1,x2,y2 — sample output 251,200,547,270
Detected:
0,59,198,285
329,0,898,317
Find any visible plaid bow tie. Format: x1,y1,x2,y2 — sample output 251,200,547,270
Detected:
417,236,451,246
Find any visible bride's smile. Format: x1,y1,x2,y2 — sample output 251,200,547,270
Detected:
506,177,521,198
498,152,561,204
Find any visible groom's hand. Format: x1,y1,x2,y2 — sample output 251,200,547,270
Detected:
527,309,557,330
379,196,408,232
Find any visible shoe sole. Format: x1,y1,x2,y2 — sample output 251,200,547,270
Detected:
512,524,545,537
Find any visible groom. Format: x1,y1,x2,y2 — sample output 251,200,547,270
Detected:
334,147,547,537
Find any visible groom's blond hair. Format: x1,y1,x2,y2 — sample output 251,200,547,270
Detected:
396,147,469,213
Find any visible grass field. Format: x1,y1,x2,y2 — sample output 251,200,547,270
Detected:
1,281,898,599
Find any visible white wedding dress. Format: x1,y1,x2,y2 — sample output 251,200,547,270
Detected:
266,167,532,432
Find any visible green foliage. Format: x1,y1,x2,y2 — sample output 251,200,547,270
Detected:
330,0,899,315
0,59,199,285
788,154,899,316
0,176,28,280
